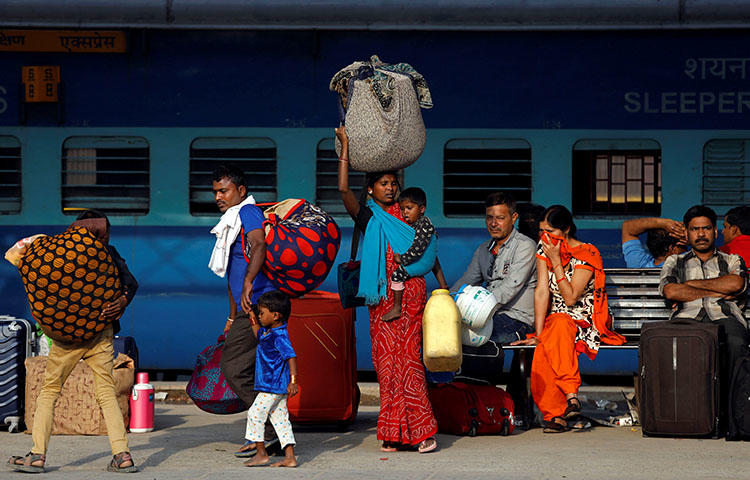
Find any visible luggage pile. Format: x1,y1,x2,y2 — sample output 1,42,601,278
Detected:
187,291,360,425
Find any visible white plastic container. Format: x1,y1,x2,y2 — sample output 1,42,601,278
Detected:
461,318,494,347
453,284,498,330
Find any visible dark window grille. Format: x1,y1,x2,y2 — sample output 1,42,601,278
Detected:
443,139,532,217
62,137,149,216
703,140,750,216
315,138,366,216
190,137,277,216
572,148,661,215
0,136,21,214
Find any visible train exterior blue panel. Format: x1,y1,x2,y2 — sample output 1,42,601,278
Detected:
0,30,749,129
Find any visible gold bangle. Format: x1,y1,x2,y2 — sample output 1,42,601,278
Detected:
290,375,297,384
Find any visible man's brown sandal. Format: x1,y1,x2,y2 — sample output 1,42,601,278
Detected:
8,452,45,473
106,452,137,473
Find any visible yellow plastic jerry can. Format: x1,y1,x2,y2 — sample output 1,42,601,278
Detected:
422,289,462,372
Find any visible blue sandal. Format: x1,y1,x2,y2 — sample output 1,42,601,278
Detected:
234,441,257,458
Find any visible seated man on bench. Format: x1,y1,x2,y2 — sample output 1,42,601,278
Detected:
659,205,749,414
451,191,537,344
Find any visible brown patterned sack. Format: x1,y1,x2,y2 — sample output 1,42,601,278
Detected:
18,226,122,343
24,354,134,435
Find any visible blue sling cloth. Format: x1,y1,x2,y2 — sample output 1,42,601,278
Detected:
358,199,437,305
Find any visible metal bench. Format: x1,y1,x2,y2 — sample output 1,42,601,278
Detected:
606,268,669,344
503,268,666,427
502,267,749,427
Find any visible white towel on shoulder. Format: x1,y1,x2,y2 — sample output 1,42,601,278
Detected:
208,195,256,278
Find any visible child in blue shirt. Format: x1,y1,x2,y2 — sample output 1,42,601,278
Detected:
243,290,298,468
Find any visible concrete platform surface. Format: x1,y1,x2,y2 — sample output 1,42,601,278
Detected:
2,402,748,480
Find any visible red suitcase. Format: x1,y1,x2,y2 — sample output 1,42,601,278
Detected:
286,291,359,425
428,382,514,436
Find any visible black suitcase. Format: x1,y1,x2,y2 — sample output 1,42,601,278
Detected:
113,336,139,371
638,319,721,437
454,340,504,385
727,355,750,441
0,316,34,433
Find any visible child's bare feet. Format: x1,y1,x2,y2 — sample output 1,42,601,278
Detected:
270,457,297,467
382,306,401,322
243,455,270,467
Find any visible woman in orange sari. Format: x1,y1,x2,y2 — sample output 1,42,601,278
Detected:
513,205,624,432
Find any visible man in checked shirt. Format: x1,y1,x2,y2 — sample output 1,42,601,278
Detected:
659,204,749,413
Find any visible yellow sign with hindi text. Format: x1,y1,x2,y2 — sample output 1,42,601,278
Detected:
22,66,61,103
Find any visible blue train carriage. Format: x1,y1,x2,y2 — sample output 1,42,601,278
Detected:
0,0,749,375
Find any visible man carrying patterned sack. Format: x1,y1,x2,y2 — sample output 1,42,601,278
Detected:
207,164,279,457
7,210,138,474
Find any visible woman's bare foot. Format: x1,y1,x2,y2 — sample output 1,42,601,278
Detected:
382,306,401,322
243,455,270,467
270,457,298,467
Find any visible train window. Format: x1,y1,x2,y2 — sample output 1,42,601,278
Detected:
443,139,532,217
572,140,661,215
703,140,750,215
0,136,21,214
315,138,366,216
190,137,277,216
61,137,150,216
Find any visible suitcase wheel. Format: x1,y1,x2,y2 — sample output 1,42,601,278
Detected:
4,416,21,433
468,419,478,437
500,418,510,436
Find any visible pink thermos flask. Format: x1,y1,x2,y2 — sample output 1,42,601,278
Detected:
129,372,154,432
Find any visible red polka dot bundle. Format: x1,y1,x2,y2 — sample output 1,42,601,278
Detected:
261,199,341,297
17,226,122,343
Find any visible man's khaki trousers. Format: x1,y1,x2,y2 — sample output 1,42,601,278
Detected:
31,325,129,456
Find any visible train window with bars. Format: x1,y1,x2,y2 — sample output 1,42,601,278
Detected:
703,140,750,215
443,139,532,217
190,137,277,216
61,137,150,216
572,140,661,215
315,138,366,216
0,136,21,214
